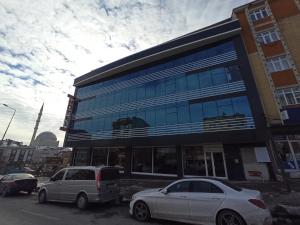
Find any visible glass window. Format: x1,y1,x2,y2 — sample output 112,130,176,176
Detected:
155,107,166,126
92,148,108,166
183,146,206,176
165,77,176,94
153,147,177,174
177,103,190,124
52,170,66,181
275,142,297,170
113,92,121,105
266,56,290,73
176,75,187,92
203,101,218,119
276,87,300,107
226,66,242,82
191,181,223,193
128,88,137,102
166,105,177,125
65,169,95,180
156,80,165,97
137,85,146,100
104,116,113,130
132,147,152,173
199,71,212,88
217,99,234,117
190,102,203,122
249,8,268,21
187,73,199,90
232,96,252,117
211,68,227,86
146,109,156,127
291,142,300,168
108,148,127,172
167,181,190,193
145,83,156,98
120,89,128,104
74,148,90,166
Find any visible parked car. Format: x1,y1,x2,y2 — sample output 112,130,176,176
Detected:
38,166,120,209
0,173,37,197
130,178,272,225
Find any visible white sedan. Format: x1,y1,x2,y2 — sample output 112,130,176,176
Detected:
129,178,272,225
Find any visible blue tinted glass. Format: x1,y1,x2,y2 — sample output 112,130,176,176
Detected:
155,107,166,126
203,101,218,119
106,94,114,106
165,77,176,94
136,111,146,123
104,116,112,130
113,92,121,105
217,99,234,117
166,105,177,125
187,73,199,90
211,68,227,86
176,75,187,92
199,71,212,88
232,96,252,117
190,103,203,122
120,89,128,104
146,83,156,98
226,66,242,82
128,88,137,102
146,109,156,127
137,85,146,100
156,80,165,97
177,103,190,123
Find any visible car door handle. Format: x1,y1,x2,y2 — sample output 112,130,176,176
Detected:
212,198,220,200
179,195,187,198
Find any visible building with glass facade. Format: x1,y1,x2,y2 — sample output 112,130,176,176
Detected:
64,18,274,180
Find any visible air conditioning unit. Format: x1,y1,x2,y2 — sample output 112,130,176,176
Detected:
281,110,289,120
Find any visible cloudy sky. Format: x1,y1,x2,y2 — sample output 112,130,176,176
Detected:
0,0,251,146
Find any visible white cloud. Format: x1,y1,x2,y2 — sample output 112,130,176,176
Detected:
0,0,251,145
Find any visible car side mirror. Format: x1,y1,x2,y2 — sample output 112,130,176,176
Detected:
50,177,55,182
161,189,168,194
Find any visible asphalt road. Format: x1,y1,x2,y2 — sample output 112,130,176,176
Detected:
0,193,186,225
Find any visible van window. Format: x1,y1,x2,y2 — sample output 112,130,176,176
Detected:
65,169,95,180
100,169,120,180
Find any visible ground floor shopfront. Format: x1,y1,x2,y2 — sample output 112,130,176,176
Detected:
72,142,272,181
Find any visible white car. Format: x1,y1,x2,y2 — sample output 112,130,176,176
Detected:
129,178,272,225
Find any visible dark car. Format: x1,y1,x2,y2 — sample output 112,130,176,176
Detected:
0,173,37,197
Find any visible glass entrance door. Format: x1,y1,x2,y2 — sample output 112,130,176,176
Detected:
205,151,227,178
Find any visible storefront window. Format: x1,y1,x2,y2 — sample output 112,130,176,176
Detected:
183,146,206,176
74,148,90,166
275,142,297,170
108,148,127,172
291,142,300,169
92,147,108,166
132,147,152,173
154,147,177,174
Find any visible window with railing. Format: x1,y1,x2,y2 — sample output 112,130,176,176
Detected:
249,7,269,21
277,86,300,107
257,29,279,44
266,55,291,73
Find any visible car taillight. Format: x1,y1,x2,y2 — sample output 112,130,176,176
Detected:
248,199,266,209
96,172,101,191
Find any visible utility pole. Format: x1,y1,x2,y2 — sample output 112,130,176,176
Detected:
1,104,16,141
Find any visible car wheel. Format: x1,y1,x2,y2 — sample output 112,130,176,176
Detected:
133,201,150,222
38,190,47,204
217,209,246,225
1,187,9,197
76,193,88,210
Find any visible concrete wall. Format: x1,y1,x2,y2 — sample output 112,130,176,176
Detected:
241,147,270,180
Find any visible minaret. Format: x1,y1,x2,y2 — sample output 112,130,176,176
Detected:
29,103,44,146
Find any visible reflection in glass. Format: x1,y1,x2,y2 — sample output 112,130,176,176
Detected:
92,148,108,166
132,147,152,173
183,146,206,176
154,147,177,174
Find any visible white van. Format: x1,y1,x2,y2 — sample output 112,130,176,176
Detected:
38,166,120,209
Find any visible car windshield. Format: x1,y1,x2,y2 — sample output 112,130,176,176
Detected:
11,173,34,180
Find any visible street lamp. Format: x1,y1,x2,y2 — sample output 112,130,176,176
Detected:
1,104,16,141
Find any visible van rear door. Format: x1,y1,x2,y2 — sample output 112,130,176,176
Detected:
97,168,120,195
